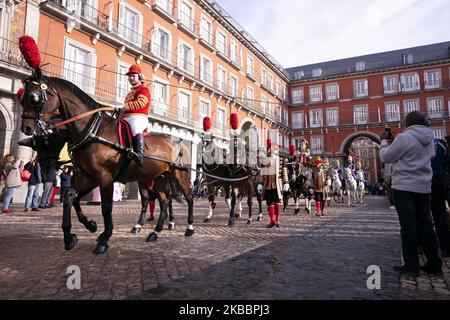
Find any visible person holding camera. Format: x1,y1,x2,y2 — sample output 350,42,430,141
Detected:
379,111,442,276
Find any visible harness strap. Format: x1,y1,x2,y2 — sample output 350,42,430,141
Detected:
52,107,114,128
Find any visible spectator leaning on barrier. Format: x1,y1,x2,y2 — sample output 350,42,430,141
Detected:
379,111,442,276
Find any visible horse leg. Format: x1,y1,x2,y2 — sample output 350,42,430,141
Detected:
247,189,253,225
204,184,215,223
62,187,77,250
172,170,194,236
71,178,98,234
256,191,263,221
228,188,237,226
131,181,149,234
93,178,115,254
294,192,299,215
235,188,242,219
146,178,169,242
167,198,175,231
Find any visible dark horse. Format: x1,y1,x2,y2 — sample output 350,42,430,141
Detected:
282,160,314,214
20,72,193,254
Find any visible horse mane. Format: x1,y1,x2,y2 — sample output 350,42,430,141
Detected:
48,77,101,110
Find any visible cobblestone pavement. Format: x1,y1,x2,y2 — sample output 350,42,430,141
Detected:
0,196,449,300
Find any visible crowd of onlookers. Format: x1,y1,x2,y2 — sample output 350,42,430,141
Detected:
0,154,72,213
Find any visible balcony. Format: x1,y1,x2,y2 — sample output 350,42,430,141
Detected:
43,0,147,53
246,67,257,82
425,80,442,90
309,94,323,103
383,85,399,95
151,0,176,24
400,82,420,93
148,41,175,66
200,72,214,87
199,28,215,51
215,42,231,62
215,80,231,96
178,57,195,76
177,12,198,39
229,54,241,70
214,121,227,138
151,100,170,117
0,37,28,70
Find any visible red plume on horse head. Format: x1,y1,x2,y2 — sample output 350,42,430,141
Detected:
19,36,41,69
16,88,25,102
230,113,238,130
203,116,211,132
289,144,296,156
267,138,272,149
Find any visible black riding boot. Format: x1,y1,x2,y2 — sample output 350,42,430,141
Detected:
133,133,145,166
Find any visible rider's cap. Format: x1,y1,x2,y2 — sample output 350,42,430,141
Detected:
126,65,142,76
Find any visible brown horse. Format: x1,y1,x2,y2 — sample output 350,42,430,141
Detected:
20,72,193,254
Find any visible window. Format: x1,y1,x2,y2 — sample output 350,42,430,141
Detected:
230,42,239,65
268,74,273,91
63,38,96,95
118,2,143,46
217,66,227,93
229,75,238,97
153,25,171,62
152,79,169,116
199,100,210,119
310,136,323,154
403,99,420,116
385,102,401,122
178,41,193,74
284,136,289,148
309,85,322,103
261,68,266,84
354,105,368,124
216,31,227,55
200,55,213,85
72,0,97,22
326,108,339,127
325,83,339,101
356,61,365,72
283,109,288,126
403,53,413,64
261,95,267,114
116,60,131,102
383,75,399,94
291,88,303,104
312,68,322,77
292,111,304,129
294,70,304,80
268,100,274,117
424,70,441,89
246,86,254,108
180,1,194,32
247,55,254,76
199,16,212,44
309,109,323,128
276,81,281,97
178,91,190,122
353,79,368,97
156,0,174,16
427,97,444,118
432,128,446,140
400,73,420,92
217,107,226,130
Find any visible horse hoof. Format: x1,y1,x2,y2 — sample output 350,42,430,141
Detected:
256,216,262,222
235,214,241,219
246,219,252,226
228,218,236,226
130,226,141,234
146,217,154,222
294,209,299,215
203,218,211,223
146,232,158,242
168,224,175,231
86,221,97,233
185,229,195,237
93,243,108,255
64,234,78,251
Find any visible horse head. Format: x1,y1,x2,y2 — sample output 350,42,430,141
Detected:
20,70,61,136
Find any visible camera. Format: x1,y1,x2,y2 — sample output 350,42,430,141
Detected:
384,127,393,139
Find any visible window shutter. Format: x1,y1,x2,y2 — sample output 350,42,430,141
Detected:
138,12,143,47
118,2,125,39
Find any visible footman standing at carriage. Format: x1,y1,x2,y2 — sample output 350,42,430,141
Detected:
121,65,150,166
262,138,282,228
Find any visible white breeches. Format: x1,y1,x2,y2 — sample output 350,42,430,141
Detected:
124,115,148,136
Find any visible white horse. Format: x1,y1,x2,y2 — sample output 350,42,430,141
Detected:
355,170,365,204
331,169,343,203
325,176,332,206
344,168,357,207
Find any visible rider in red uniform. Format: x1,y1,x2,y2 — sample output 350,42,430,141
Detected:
123,65,151,166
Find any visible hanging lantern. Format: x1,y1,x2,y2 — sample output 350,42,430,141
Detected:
203,116,211,132
230,113,238,130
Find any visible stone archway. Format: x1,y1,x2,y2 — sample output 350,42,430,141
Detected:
339,131,382,184
239,119,259,165
0,101,14,158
